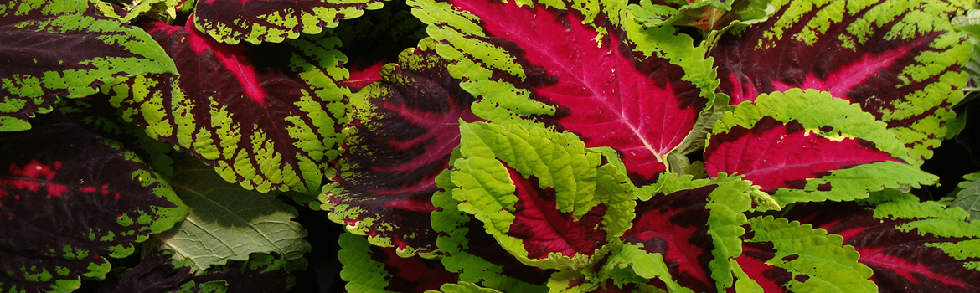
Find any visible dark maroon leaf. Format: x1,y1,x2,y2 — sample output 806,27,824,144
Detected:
0,122,187,292
321,40,479,255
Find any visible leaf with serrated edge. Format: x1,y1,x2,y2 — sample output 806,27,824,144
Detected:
0,122,187,292
192,0,385,44
151,154,310,272
410,0,719,184
338,233,457,293
452,121,634,271
705,89,937,205
710,0,974,164
106,19,347,194
0,0,176,131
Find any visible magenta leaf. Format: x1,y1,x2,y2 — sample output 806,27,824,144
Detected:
105,18,348,194
709,0,974,163
320,39,479,256
705,89,937,205
0,122,187,292
783,191,980,292
410,0,718,184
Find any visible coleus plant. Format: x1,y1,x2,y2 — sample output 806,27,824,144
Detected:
2,0,980,292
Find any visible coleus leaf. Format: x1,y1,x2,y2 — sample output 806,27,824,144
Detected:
951,174,980,220
150,154,311,273
432,157,552,292
104,18,348,193
0,0,177,131
451,121,635,271
616,173,753,292
0,122,188,292
628,0,771,30
734,215,877,293
409,0,718,184
709,0,975,164
784,190,980,292
705,89,938,206
97,250,292,293
320,39,479,256
338,232,458,293
191,0,386,44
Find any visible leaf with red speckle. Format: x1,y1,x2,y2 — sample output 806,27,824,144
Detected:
0,122,187,293
783,190,980,293
0,0,176,131
451,121,635,271
104,18,348,194
320,39,480,256
709,0,975,164
705,89,937,206
409,0,721,184
338,232,458,293
191,0,386,44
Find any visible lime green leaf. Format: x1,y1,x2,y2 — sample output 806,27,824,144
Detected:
452,121,634,271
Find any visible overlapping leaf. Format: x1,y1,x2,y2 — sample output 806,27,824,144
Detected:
451,121,634,271
705,89,938,206
104,18,348,193
151,154,310,273
0,122,187,292
432,163,552,292
320,39,479,256
783,190,980,292
0,0,177,131
710,0,976,164
409,0,718,183
612,173,753,292
338,233,457,293
93,250,292,293
733,216,876,292
192,0,386,44
628,0,771,30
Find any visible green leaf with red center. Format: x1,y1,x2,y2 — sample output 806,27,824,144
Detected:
451,121,634,271
705,89,937,206
104,18,348,194
0,0,176,131
409,0,720,184
191,0,386,44
612,173,753,292
709,0,975,164
432,155,553,291
733,215,877,292
0,122,187,292
320,39,480,256
338,232,458,293
783,190,980,292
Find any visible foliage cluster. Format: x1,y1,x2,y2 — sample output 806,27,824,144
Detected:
2,0,980,292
